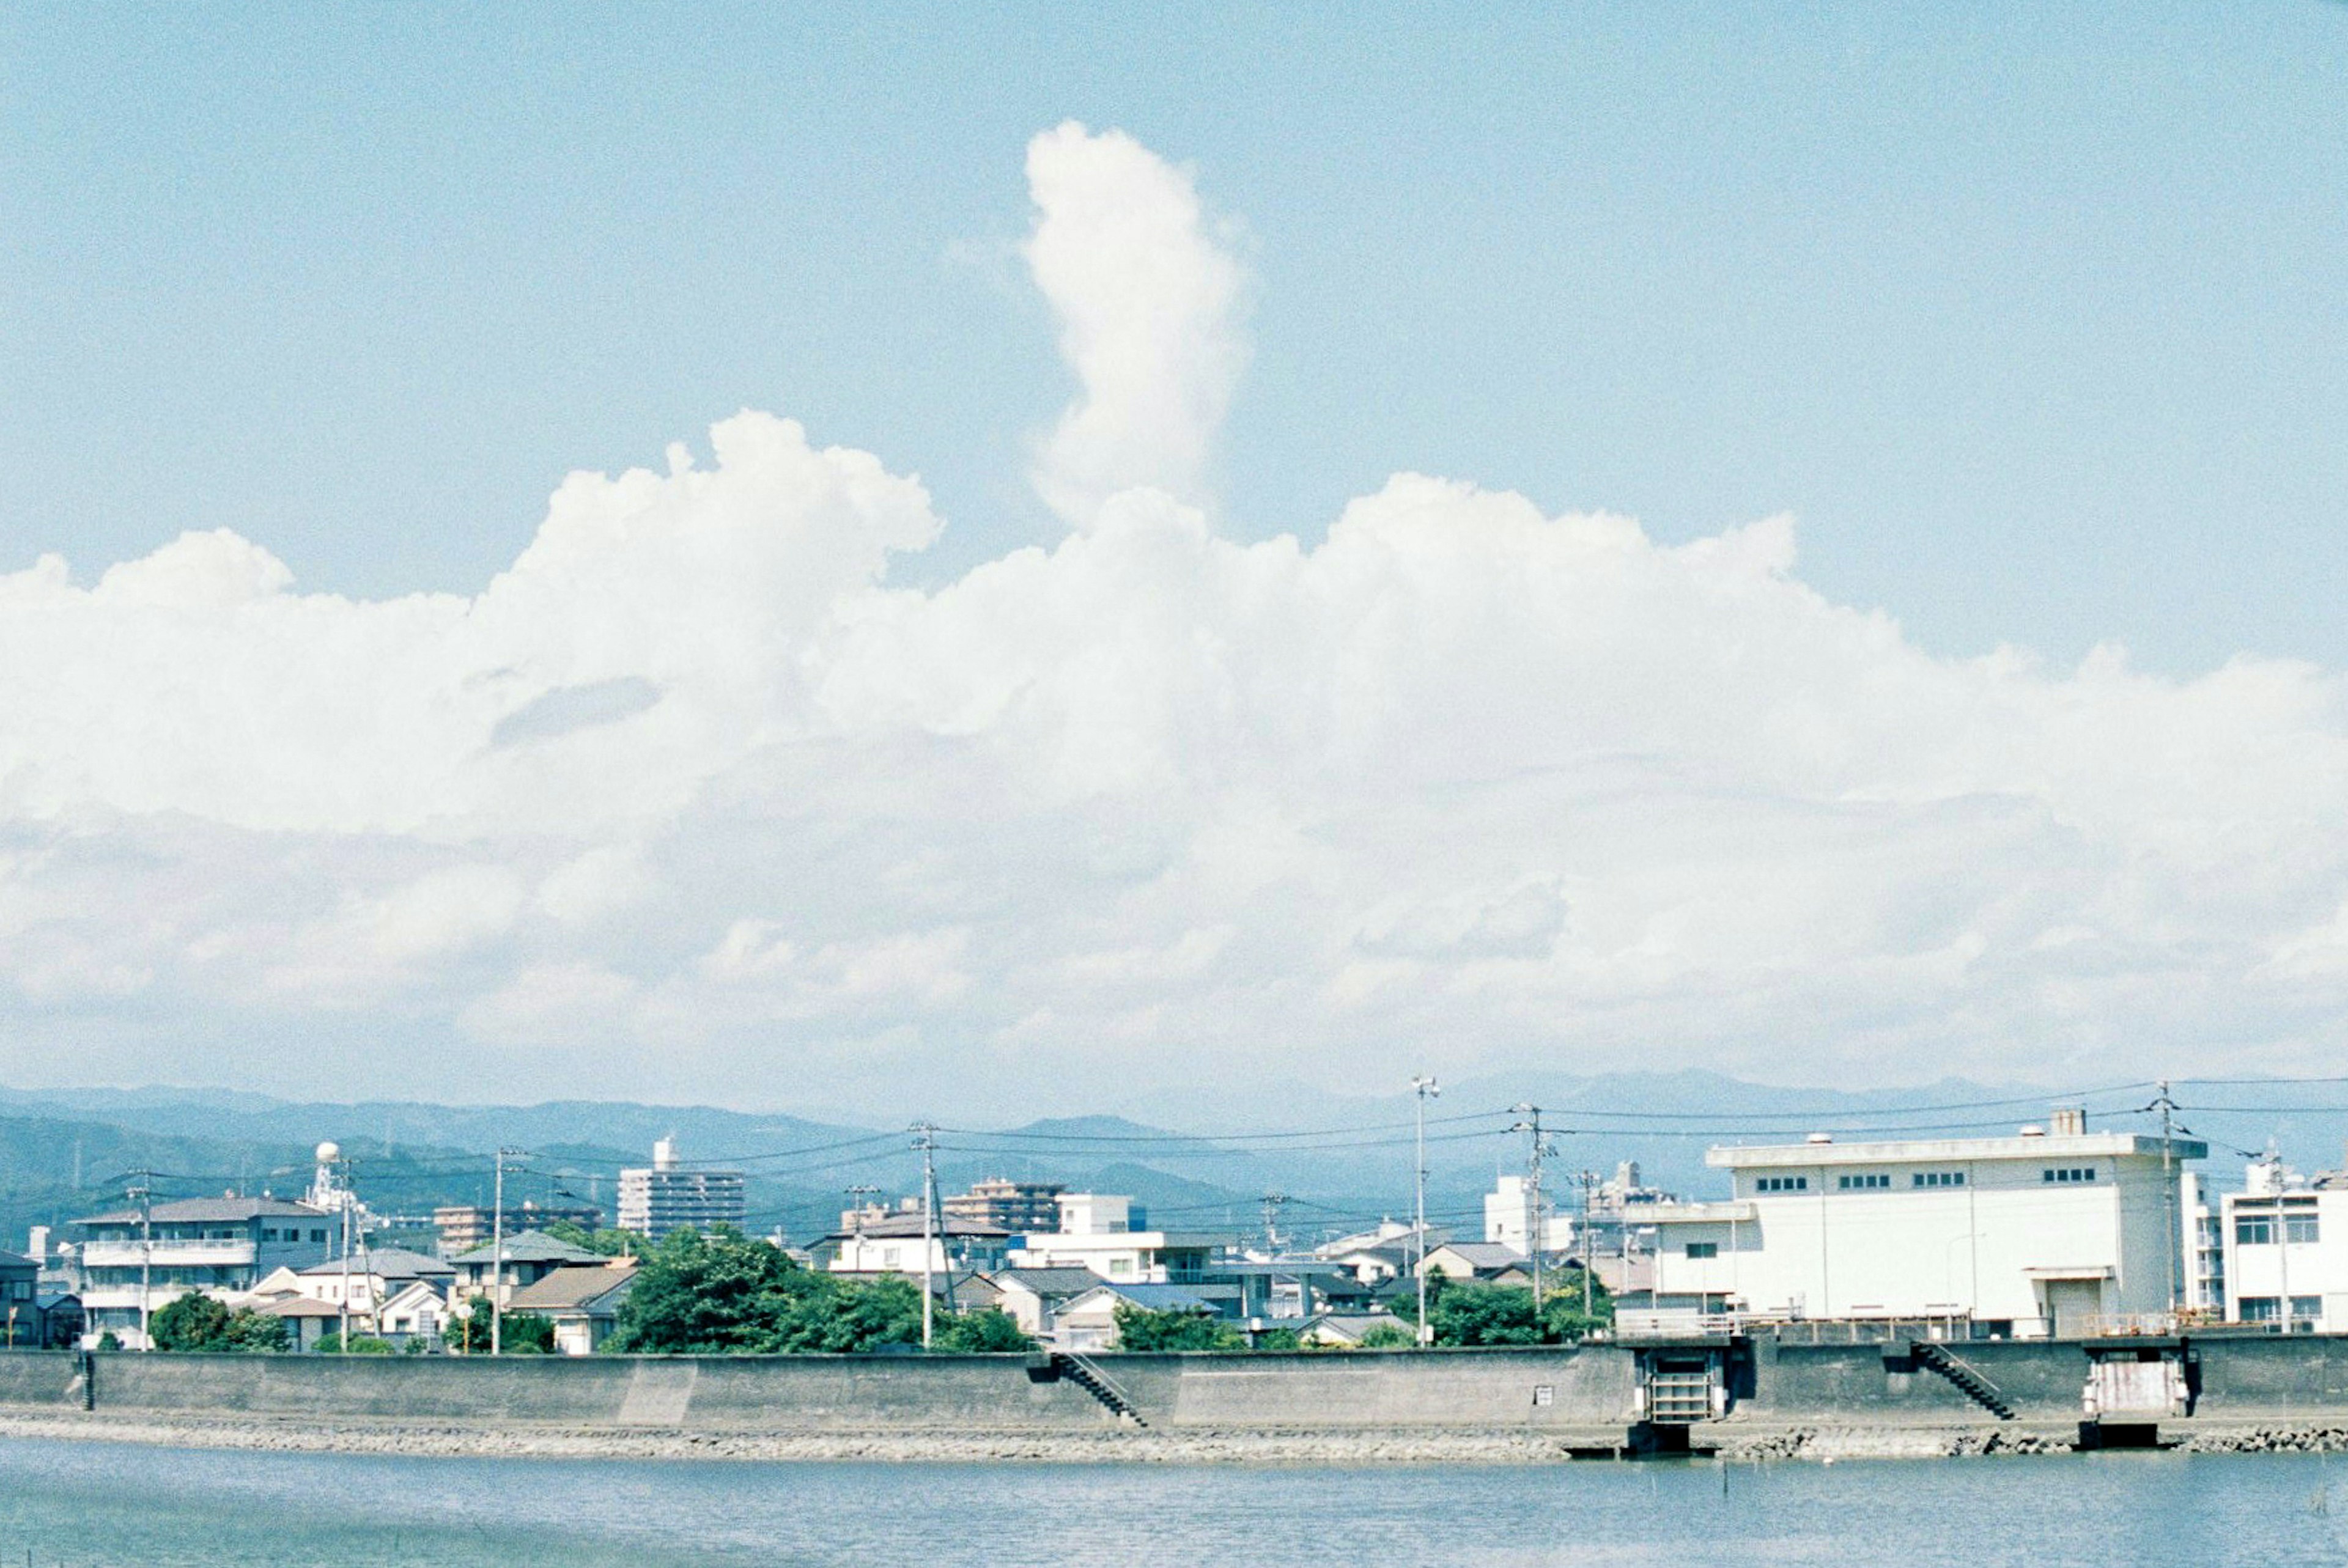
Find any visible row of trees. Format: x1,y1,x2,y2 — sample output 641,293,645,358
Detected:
609,1227,1031,1353
608,1228,1615,1355
141,1228,1617,1357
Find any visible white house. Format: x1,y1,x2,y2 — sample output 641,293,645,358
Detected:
828,1214,1011,1276
1007,1194,1230,1284
1642,1111,2206,1336
1484,1176,1575,1254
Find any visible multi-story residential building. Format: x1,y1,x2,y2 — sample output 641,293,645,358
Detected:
2181,1171,2226,1315
71,1196,334,1347
616,1138,744,1240
2220,1155,2348,1331
1642,1109,2207,1336
1007,1193,1232,1284
944,1178,1066,1235
431,1201,602,1256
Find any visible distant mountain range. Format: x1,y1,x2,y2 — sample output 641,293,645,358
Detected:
2,1069,2329,1262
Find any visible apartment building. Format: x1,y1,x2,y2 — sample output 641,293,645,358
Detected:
72,1196,335,1347
616,1138,745,1240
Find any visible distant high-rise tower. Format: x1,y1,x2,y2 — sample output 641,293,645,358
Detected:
617,1137,745,1240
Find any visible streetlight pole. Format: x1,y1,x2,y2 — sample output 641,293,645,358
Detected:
1412,1075,1439,1345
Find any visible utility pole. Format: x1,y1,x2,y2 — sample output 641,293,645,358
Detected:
1578,1169,1600,1319
129,1172,153,1351
846,1184,881,1241
336,1152,354,1352
912,1124,939,1349
1260,1191,1288,1254
490,1147,529,1356
1510,1105,1548,1309
1411,1075,1439,1345
2156,1080,2179,1322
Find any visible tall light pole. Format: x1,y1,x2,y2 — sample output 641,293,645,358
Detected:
1412,1075,1439,1345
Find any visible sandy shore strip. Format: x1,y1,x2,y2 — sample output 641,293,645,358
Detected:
8,1411,2347,1463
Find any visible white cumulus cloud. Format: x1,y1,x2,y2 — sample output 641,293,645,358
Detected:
1024,120,1249,529
1,127,2344,1113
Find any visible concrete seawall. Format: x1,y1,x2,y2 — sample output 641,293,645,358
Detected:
11,1333,2348,1459
0,1345,1634,1432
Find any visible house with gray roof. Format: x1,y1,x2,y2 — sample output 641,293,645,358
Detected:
503,1261,638,1355
447,1229,608,1306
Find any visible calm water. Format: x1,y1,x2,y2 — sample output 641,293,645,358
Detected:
7,1440,2348,1567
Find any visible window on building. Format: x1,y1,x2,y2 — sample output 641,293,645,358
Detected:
2292,1296,2323,1326
2240,1296,2280,1322
1837,1174,1891,1190
2287,1212,2321,1245
1685,1242,1718,1259
2236,1215,2275,1246
1912,1171,1966,1187
1755,1176,1809,1193
2042,1168,2097,1184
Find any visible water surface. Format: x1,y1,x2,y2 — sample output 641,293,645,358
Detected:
6,1440,2348,1566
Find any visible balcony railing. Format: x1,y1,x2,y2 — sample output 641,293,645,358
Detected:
79,1240,257,1269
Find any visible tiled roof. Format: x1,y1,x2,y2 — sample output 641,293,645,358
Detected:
298,1248,452,1279
75,1197,328,1227
1069,1282,1212,1311
829,1214,1011,1241
447,1229,606,1266
504,1262,638,1312
987,1267,1107,1297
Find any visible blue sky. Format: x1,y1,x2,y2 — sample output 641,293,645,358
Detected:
6,4,2343,674
4,6,2348,1113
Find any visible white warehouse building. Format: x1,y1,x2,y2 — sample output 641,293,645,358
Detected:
1642,1110,2206,1337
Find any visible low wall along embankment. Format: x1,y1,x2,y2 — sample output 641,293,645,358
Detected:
13,1333,2348,1455
0,1345,1639,1434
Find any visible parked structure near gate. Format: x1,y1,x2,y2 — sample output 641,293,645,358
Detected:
1639,1108,2207,1336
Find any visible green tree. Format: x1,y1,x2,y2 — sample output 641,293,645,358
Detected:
1354,1321,1416,1349
151,1294,287,1353
150,1292,232,1351
445,1296,556,1353
501,1314,556,1355
932,1308,1032,1352
543,1220,645,1257
1249,1326,1302,1352
607,1226,927,1355
1110,1302,1245,1352
221,1309,289,1352
1415,1274,1614,1347
608,1227,799,1353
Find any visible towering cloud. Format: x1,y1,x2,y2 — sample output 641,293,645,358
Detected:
1,128,2343,1110
1023,122,1249,528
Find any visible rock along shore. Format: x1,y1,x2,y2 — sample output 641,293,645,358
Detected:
11,1410,2348,1465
